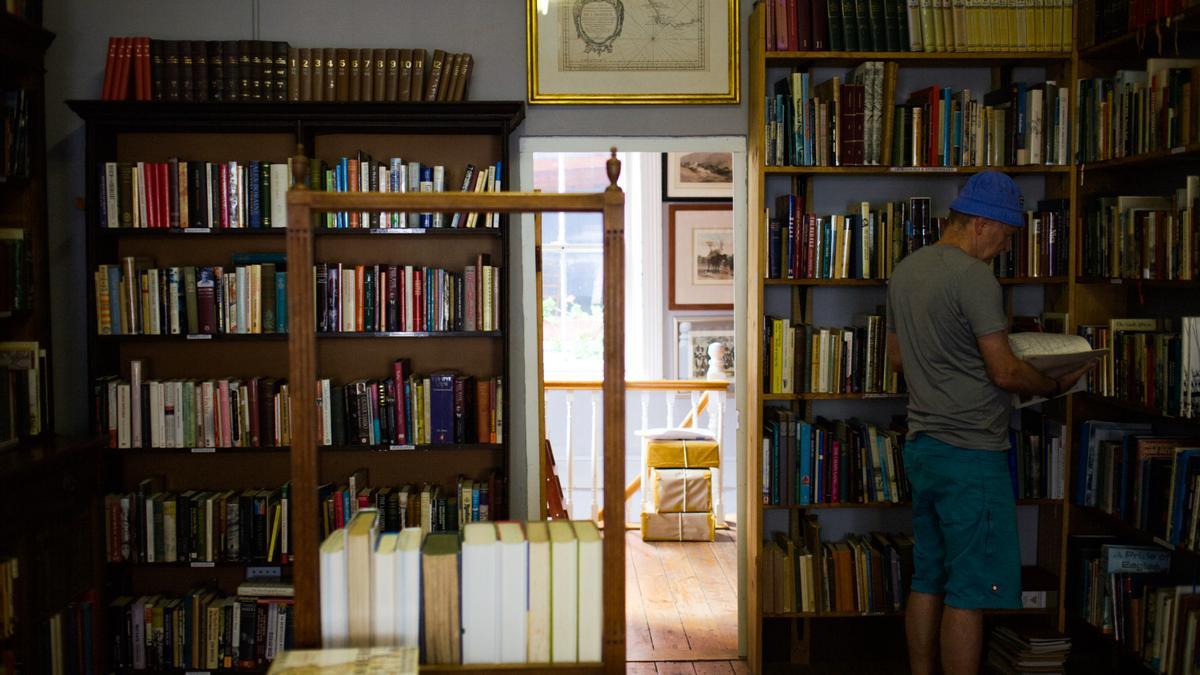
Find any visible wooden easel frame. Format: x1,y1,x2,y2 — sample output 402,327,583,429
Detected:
286,150,626,674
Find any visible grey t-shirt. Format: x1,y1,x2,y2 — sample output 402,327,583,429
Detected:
886,244,1010,450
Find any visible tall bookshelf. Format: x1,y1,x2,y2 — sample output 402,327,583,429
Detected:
746,3,1081,670
69,100,524,672
1,12,107,675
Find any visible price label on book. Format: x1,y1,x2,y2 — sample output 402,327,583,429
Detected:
185,671,212,675
1172,146,1187,154
372,228,426,234
1110,279,1123,284
189,561,215,568
889,167,957,173
186,334,213,340
191,447,216,454
387,444,415,451
183,228,212,234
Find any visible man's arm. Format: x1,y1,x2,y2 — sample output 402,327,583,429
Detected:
977,330,1090,396
887,332,903,375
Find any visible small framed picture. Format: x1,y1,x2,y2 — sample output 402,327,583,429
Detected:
663,152,734,201
673,316,735,380
669,204,734,310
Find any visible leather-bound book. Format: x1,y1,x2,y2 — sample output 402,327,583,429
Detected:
398,49,413,102
180,40,194,102
384,49,400,101
311,48,324,102
335,48,350,101
274,42,289,101
349,48,362,102
438,53,460,102
373,49,386,101
287,46,300,101
252,40,266,101
102,37,118,100
237,40,253,102
324,49,338,102
452,53,473,101
192,41,208,103
223,40,239,101
410,49,425,102
207,41,223,101
149,39,164,101
164,40,181,101
360,48,375,101
424,49,446,102
299,48,312,101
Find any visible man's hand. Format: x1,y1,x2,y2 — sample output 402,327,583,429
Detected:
1053,362,1093,397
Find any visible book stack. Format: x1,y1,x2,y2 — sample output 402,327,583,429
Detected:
763,313,902,395
764,0,1074,52
100,39,475,103
1080,185,1200,281
639,435,721,541
107,582,295,671
43,590,98,675
319,512,601,664
316,362,502,448
315,257,501,334
103,478,291,565
97,159,291,230
317,469,504,539
1076,59,1200,164
984,626,1070,674
94,255,288,336
762,413,908,506
0,89,29,180
1083,0,1190,48
1008,411,1067,500
767,68,1068,167
1077,317,1200,418
95,361,293,450
0,340,47,448
0,229,30,315
308,155,504,230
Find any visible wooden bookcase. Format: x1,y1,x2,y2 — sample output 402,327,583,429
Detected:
0,13,107,675
746,4,1080,670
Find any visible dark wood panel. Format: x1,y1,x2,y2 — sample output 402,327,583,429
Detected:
115,132,296,163
114,233,288,265
116,341,290,380
315,234,502,268
119,451,292,490
318,447,503,488
317,339,502,380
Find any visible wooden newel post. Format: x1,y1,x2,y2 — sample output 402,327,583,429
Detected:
287,145,321,648
602,147,627,672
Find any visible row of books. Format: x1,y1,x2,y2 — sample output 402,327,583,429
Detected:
314,260,501,334
991,199,1070,279
0,557,14,640
0,229,29,314
101,38,473,103
1068,537,1197,673
762,413,910,506
1080,186,1200,280
319,472,504,540
95,257,287,336
1073,421,1200,548
1009,413,1067,500
108,582,295,672
103,479,290,565
0,341,47,448
765,0,1074,52
1,89,29,180
315,366,503,447
1078,317,1200,419
1082,0,1191,48
763,315,903,395
1075,60,1200,164
43,591,97,675
320,512,601,664
766,71,1068,167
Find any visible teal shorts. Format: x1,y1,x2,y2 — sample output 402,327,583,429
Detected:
903,433,1021,610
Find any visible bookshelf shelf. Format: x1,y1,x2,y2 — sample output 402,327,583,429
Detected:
97,227,502,237
764,278,887,286
107,560,293,568
111,443,504,454
762,392,906,401
763,498,1059,510
764,50,1071,66
1075,276,1200,287
998,276,1068,285
763,164,1070,175
1075,393,1200,428
1078,143,1200,172
1070,504,1200,562
98,331,502,341
763,607,1054,619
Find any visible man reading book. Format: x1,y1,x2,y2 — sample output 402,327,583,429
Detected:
885,172,1090,675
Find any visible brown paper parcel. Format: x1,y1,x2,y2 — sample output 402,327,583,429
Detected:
640,511,715,542
651,468,713,513
644,439,720,469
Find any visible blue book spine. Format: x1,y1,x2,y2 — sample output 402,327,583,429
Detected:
247,160,261,228
275,272,287,332
429,373,455,444
338,159,349,228
472,485,480,522
1170,452,1200,544
798,421,812,505
419,166,434,228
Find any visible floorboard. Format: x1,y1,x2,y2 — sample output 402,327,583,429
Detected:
628,531,691,656
654,662,699,675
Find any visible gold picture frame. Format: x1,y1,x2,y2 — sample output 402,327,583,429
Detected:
526,0,740,105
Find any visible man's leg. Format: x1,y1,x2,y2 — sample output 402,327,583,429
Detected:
941,606,983,675
905,591,943,675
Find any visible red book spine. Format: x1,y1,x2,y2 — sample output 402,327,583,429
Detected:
133,37,146,101
102,37,119,100
414,269,424,331
786,0,798,50
248,377,260,447
158,163,170,228
219,163,230,229
774,0,789,50
145,163,158,229
806,213,818,277
142,37,153,101
117,37,134,100
831,439,841,502
108,498,122,561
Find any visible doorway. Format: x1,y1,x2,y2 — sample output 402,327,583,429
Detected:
518,138,748,666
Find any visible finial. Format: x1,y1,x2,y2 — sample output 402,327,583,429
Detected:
606,147,621,190
291,143,309,190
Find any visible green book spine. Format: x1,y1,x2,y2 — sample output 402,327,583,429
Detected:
855,0,872,49
842,0,859,49
828,0,845,50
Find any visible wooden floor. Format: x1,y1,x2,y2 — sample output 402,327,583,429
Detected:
625,527,741,664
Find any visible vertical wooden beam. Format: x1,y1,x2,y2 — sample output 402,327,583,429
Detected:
286,148,321,648
602,150,627,672
535,209,549,519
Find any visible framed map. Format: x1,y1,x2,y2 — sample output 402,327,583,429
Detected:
526,0,740,104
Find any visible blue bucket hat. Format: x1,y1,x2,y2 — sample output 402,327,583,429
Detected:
949,171,1025,228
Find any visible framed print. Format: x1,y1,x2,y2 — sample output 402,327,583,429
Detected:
673,316,735,380
526,0,740,104
669,204,734,310
663,151,734,201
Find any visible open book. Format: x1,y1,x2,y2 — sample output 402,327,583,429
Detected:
1009,332,1107,408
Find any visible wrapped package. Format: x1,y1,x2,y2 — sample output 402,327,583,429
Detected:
651,468,712,513
640,511,716,542
644,439,719,469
